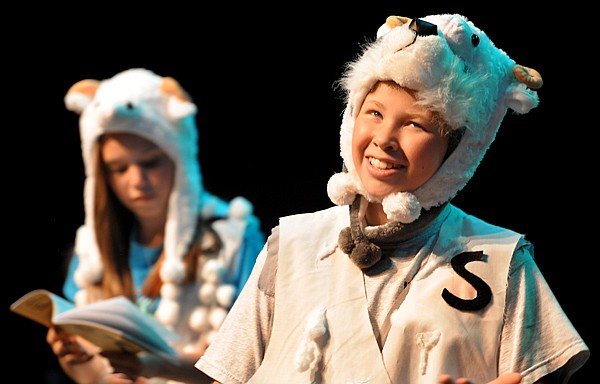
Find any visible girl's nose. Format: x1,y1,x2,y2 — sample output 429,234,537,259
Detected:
130,166,150,188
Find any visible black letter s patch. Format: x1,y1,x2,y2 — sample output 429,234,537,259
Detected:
441,251,492,311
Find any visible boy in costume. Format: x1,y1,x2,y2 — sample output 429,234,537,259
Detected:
196,14,589,384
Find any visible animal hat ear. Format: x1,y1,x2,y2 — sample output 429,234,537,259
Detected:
64,79,101,114
505,65,543,113
161,76,197,120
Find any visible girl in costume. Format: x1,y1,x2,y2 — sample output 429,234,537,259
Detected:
47,68,265,384
195,14,589,384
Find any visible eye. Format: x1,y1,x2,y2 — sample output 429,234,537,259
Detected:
140,154,169,169
107,164,128,174
408,122,426,131
141,158,161,169
408,121,438,134
471,34,480,47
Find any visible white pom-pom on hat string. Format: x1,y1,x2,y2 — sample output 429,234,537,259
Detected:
160,259,185,284
228,196,253,219
155,299,180,327
74,289,89,306
201,259,226,284
189,307,210,332
382,192,422,223
327,172,359,206
198,283,217,305
216,284,237,308
208,307,228,329
160,282,181,300
73,264,102,288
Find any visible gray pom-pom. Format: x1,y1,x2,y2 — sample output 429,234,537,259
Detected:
338,227,354,254
350,241,382,269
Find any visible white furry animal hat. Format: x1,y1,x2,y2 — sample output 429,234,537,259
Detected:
327,14,543,223
65,68,209,308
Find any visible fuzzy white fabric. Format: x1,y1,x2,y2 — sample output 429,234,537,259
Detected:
64,68,246,328
327,14,541,223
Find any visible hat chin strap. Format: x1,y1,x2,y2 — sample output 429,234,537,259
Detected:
338,196,383,269
338,195,448,270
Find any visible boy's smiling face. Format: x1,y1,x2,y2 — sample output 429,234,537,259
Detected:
352,81,449,201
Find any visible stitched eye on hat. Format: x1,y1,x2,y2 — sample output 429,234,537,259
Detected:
433,14,485,64
115,101,139,116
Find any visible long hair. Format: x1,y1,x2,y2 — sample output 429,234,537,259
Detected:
93,135,135,300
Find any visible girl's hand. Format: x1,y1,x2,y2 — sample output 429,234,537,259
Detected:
100,351,145,379
46,326,94,365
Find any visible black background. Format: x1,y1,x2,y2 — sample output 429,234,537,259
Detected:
5,5,593,383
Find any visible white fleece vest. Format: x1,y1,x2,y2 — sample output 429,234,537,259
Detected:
248,205,520,383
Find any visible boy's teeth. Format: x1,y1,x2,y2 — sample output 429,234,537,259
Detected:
370,158,393,169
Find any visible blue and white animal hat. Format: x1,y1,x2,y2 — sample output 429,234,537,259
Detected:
64,68,251,327
327,14,542,223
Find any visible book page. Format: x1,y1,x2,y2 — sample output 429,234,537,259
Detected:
11,291,179,359
9,289,74,328
57,321,147,355
54,296,179,358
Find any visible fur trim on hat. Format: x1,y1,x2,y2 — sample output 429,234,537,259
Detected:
327,14,542,223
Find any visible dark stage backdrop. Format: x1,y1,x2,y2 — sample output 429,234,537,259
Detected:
5,5,592,383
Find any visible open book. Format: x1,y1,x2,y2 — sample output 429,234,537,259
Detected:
10,289,179,360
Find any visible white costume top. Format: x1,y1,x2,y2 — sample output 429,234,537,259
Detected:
197,204,589,383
